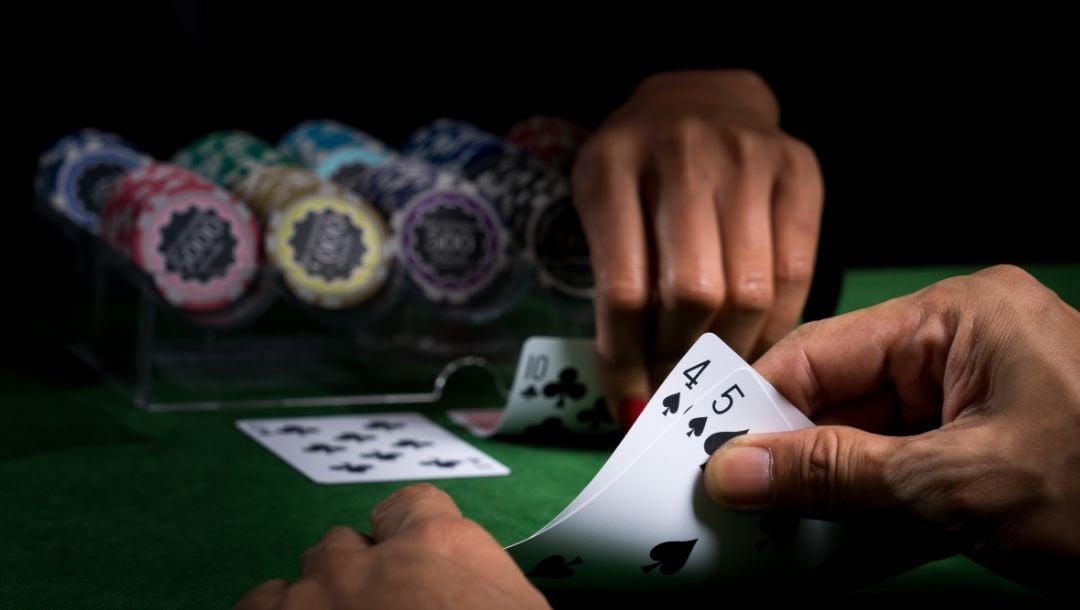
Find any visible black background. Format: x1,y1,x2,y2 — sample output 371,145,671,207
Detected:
16,3,1078,327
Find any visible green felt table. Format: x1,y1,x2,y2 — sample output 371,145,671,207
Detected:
3,264,1076,609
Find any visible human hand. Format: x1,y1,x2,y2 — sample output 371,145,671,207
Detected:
573,69,823,426
236,484,550,610
705,265,1080,593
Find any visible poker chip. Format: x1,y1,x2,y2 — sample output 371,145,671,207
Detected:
103,162,260,311
506,115,589,173
232,166,338,218
279,120,392,178
36,129,147,232
392,184,509,305
265,195,392,309
525,196,595,300
173,130,292,189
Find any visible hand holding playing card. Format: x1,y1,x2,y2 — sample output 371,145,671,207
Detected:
571,69,823,426
705,266,1080,596
236,484,551,610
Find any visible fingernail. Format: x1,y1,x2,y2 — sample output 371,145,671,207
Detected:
617,398,647,431
711,446,773,507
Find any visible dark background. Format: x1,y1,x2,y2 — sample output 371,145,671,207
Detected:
16,3,1077,331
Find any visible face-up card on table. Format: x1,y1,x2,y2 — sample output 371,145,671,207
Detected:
447,337,617,439
507,342,841,590
236,413,509,484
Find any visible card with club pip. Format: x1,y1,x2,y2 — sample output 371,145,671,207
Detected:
503,334,843,590
448,337,618,439
236,413,510,484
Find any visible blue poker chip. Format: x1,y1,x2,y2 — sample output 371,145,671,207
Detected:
354,156,474,216
315,146,393,187
36,131,147,232
280,119,391,170
402,119,507,173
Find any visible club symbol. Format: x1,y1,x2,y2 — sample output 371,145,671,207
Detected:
420,458,460,469
360,451,401,461
366,420,405,431
577,397,614,431
641,539,698,575
521,385,539,399
336,432,377,443
304,443,345,454
543,367,587,408
330,462,373,474
277,425,318,436
394,439,433,449
527,555,584,579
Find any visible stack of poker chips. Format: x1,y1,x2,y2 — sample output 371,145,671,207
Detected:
279,120,393,190
173,130,293,189
506,115,589,175
354,157,510,305
100,162,260,312
35,129,148,233
233,165,393,310
404,119,594,301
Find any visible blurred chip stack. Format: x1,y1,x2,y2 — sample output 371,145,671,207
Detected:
173,130,293,189
100,162,260,311
279,119,392,190
36,129,148,232
507,115,589,175
404,119,594,301
355,157,510,305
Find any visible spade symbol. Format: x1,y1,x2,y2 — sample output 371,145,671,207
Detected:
527,555,584,579
641,539,698,575
336,432,376,443
543,367,587,408
661,392,680,416
522,385,539,399
330,462,373,474
360,451,401,461
686,416,707,438
703,429,750,455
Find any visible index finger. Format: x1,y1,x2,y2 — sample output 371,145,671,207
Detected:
754,291,945,424
572,133,652,424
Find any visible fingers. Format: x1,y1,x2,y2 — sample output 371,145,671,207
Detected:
234,579,288,610
753,293,943,419
704,425,907,518
755,138,823,357
572,133,651,425
650,119,725,386
369,484,537,593
299,526,374,579
709,130,776,358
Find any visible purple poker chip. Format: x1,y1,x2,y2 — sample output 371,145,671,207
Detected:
393,188,508,304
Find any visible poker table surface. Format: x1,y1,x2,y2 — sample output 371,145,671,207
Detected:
3,264,1075,609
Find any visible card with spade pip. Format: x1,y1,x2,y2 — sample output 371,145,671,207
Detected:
503,333,843,590
448,337,618,439
236,413,510,484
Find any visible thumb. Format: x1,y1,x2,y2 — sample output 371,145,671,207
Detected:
704,425,907,518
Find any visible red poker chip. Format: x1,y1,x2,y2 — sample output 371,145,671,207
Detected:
507,116,589,171
128,186,260,311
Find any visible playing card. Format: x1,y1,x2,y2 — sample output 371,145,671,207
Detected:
509,367,837,590
236,413,510,484
448,337,616,438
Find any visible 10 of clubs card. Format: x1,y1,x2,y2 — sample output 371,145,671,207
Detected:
448,337,618,439
236,413,510,484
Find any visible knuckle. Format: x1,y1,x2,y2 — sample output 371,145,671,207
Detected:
775,253,815,288
597,278,650,311
798,428,844,513
718,124,763,162
729,275,775,316
659,274,725,314
655,117,707,160
406,515,472,553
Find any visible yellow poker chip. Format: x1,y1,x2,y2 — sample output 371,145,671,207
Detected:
267,195,393,309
